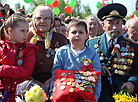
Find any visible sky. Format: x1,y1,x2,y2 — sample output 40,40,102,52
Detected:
5,0,136,16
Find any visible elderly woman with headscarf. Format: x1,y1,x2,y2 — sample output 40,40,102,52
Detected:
28,5,67,87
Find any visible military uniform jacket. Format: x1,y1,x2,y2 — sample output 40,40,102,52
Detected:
86,33,138,91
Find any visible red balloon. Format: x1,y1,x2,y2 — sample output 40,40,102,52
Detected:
46,4,53,9
64,6,72,14
101,3,106,7
53,0,59,8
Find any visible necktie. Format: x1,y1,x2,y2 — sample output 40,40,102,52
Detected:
109,39,114,54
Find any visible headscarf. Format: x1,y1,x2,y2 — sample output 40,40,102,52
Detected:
30,5,55,49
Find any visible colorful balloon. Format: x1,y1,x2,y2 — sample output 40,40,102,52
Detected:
64,6,72,14
24,0,32,3
45,0,52,5
101,3,106,7
134,11,138,17
46,4,53,9
53,7,60,15
96,2,101,9
105,1,110,5
69,0,76,8
53,0,59,8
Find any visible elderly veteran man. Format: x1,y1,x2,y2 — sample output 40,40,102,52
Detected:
86,3,138,102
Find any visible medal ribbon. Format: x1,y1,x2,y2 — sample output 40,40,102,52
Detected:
81,59,93,72
111,44,121,59
116,49,121,59
17,46,24,61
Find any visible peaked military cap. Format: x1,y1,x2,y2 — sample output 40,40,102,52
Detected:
97,3,127,21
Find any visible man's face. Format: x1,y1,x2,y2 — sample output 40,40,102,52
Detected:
87,19,99,37
103,19,122,39
127,20,138,41
34,9,52,32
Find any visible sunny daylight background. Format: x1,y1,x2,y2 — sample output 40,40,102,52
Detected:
0,0,137,19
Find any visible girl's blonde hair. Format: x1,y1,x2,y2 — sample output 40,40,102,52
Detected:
0,13,27,40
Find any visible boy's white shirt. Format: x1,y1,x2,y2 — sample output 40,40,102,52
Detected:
71,47,86,56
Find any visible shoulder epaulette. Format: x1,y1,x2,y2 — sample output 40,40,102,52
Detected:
124,37,137,44
88,36,100,41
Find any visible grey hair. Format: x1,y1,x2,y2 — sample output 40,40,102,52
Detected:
85,15,100,26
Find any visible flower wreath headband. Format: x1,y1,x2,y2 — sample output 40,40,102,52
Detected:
30,5,55,49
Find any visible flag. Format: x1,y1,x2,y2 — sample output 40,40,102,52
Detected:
136,0,138,10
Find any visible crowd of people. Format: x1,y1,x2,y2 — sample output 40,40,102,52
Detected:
0,2,138,102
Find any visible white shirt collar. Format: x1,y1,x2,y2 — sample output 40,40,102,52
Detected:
71,47,86,56
106,33,118,43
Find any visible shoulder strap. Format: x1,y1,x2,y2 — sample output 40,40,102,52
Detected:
123,37,137,44
88,36,100,41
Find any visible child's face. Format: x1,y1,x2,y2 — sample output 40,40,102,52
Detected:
67,25,88,50
9,22,29,43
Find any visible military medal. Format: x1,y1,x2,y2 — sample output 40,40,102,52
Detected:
67,73,72,75
76,79,81,84
57,83,60,87
79,87,84,91
89,89,93,94
96,48,100,53
62,82,66,85
75,84,80,88
131,53,134,57
50,50,55,55
114,69,119,74
126,45,130,48
123,65,127,70
113,64,117,68
46,54,50,57
100,56,104,60
67,82,72,86
56,78,60,81
60,85,66,90
48,48,52,52
84,88,89,92
60,78,66,81
61,72,66,76
69,88,74,92
114,58,118,62
17,59,23,66
94,44,99,48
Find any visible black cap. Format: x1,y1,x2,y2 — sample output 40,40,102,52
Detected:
97,3,127,21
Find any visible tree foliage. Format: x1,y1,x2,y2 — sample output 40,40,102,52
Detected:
15,3,21,11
